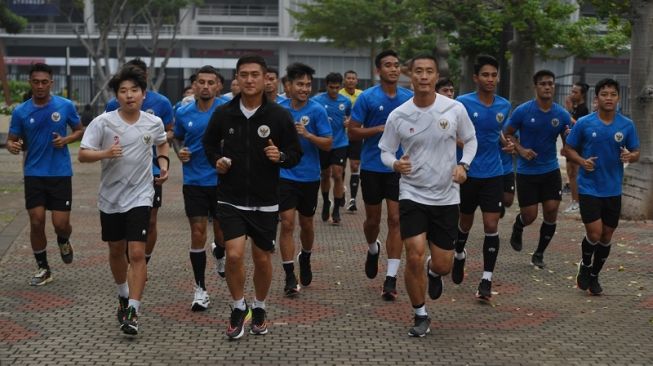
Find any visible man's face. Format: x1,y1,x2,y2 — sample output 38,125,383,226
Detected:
410,58,438,94
264,72,279,95
596,85,619,113
288,74,312,103
326,82,341,98
236,63,265,98
570,85,583,104
231,79,240,95
437,85,454,99
116,79,145,112
29,71,53,100
377,55,400,84
344,73,358,89
183,87,194,98
535,75,555,100
474,64,498,94
195,72,219,101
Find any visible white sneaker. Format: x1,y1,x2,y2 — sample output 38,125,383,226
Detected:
211,242,226,278
191,286,210,311
564,201,579,213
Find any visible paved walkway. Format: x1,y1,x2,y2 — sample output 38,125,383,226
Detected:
0,147,652,365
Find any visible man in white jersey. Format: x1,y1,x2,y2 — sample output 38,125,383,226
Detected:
379,55,477,337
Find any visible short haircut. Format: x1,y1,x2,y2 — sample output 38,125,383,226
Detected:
189,73,197,84
325,72,343,84
182,85,192,93
594,78,620,96
196,65,219,78
532,69,555,85
29,63,53,78
267,67,279,77
286,62,315,82
375,50,399,68
409,54,438,71
474,55,499,75
125,58,147,73
281,75,288,84
574,81,590,96
236,55,268,73
436,77,454,90
108,65,147,94
344,70,357,77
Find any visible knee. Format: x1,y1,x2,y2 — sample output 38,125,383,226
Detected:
280,217,295,233
386,213,400,229
406,251,424,271
226,250,244,264
128,247,145,263
520,214,536,226
431,256,453,275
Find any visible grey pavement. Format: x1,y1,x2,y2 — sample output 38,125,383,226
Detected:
1,147,652,366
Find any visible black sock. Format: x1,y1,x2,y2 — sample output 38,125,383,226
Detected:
513,214,525,231
34,250,49,270
145,255,151,264
581,236,596,266
56,236,69,245
500,205,506,219
455,230,469,254
350,174,359,199
535,222,556,254
322,191,330,204
189,250,206,290
333,197,343,215
212,242,225,259
591,243,611,276
483,234,500,272
283,262,295,275
300,249,311,259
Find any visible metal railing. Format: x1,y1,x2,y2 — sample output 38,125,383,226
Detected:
196,4,278,17
197,25,278,37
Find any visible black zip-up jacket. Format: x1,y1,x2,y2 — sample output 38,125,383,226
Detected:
203,94,302,207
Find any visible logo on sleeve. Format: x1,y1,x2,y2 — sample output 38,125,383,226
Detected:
438,119,450,130
300,116,310,126
30,118,35,124
473,112,478,118
614,131,624,143
51,112,61,122
530,118,535,123
339,103,345,111
496,113,505,123
379,105,384,111
551,118,560,127
188,121,193,127
142,134,152,145
258,125,270,138
592,131,597,138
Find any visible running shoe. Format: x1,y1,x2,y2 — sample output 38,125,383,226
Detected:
331,210,341,225
58,240,74,264
588,275,603,295
382,275,398,301
120,306,138,335
531,252,546,269
191,286,210,311
321,200,331,222
226,305,249,340
510,224,523,251
29,267,52,286
284,272,300,297
427,272,443,300
365,240,380,279
476,279,492,300
451,249,466,284
408,315,431,337
117,296,129,324
564,201,579,214
576,262,591,291
249,307,269,335
211,242,226,278
298,251,312,286
346,199,357,212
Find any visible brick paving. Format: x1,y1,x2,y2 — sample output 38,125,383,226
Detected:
0,147,652,365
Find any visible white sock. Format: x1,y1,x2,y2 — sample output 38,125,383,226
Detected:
428,269,440,278
386,258,400,277
368,240,380,255
233,298,246,311
117,282,129,299
414,305,427,317
454,251,466,260
482,271,493,281
252,298,266,309
128,299,141,313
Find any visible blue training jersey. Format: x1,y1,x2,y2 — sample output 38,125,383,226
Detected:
566,112,640,197
504,100,571,175
456,92,511,178
106,90,174,175
351,85,413,172
312,92,351,149
174,99,227,186
279,99,332,182
9,95,81,177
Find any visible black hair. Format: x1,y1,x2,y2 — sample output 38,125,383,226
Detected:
196,65,220,78
281,75,288,83
532,69,555,85
375,50,399,68
594,78,620,97
286,62,315,82
108,65,147,94
189,73,197,84
236,55,268,73
436,77,454,90
344,70,357,77
325,72,343,84
125,58,147,73
474,55,499,75
409,54,439,71
29,63,53,78
182,85,192,93
267,67,279,77
574,81,590,96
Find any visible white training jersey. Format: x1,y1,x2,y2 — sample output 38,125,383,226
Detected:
379,96,476,205
81,110,167,213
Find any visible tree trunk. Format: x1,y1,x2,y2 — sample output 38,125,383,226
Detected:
621,0,653,219
508,27,536,107
459,55,475,94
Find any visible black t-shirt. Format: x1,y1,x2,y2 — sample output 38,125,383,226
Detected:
571,102,589,121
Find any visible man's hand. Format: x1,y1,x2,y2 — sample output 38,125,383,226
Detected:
620,147,634,164
452,165,467,184
178,147,191,163
393,155,411,175
52,132,67,148
155,168,168,185
264,139,280,163
6,139,23,155
107,139,123,158
582,156,598,172
517,146,538,161
216,157,232,174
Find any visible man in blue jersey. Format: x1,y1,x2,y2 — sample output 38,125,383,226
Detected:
172,65,227,311
349,50,413,300
452,55,513,300
340,70,363,212
314,72,351,225
563,82,590,214
105,58,174,265
563,79,639,295
278,63,332,296
504,70,572,268
436,77,455,99
264,67,286,104
6,63,82,286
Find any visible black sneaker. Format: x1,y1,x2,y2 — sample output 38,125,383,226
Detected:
331,210,341,225
58,240,74,264
250,307,268,335
120,306,138,335
531,252,545,268
510,225,523,251
321,200,331,222
408,315,431,337
427,272,444,300
588,275,603,295
346,199,357,212
382,275,398,301
451,250,466,284
226,305,249,340
576,262,591,291
117,296,129,324
298,251,312,286
476,279,492,300
284,272,300,297
29,267,52,286
365,240,380,279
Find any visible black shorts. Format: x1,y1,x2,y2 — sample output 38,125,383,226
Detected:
347,140,362,160
216,203,277,252
360,169,399,205
399,200,458,250
152,175,163,208
319,147,348,169
183,185,218,218
100,206,151,242
516,170,562,207
24,176,72,211
279,179,320,217
579,194,621,228
460,176,503,214
502,172,516,194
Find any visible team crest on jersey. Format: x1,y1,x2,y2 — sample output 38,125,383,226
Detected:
228,128,235,135
258,125,271,138
551,118,560,127
146,109,155,115
614,131,624,143
438,119,450,130
188,121,193,127
51,112,61,122
339,103,345,111
300,116,310,126
142,134,152,145
496,113,505,123
379,105,384,111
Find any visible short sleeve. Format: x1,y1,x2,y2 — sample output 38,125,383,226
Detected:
80,117,103,150
351,93,368,125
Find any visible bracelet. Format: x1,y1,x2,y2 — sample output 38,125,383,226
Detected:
156,155,170,171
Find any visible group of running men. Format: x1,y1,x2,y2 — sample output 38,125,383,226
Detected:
6,50,639,339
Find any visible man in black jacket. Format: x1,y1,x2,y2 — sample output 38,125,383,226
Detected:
203,55,302,340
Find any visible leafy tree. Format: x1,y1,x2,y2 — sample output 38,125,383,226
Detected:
0,3,27,105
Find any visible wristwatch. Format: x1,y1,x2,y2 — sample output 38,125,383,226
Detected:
279,151,287,163
458,162,470,172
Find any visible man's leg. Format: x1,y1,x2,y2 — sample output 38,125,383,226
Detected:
453,212,474,284
564,161,579,212
382,199,402,300
510,204,538,251
279,208,300,295
27,206,49,270
530,199,560,268
108,239,129,323
331,164,345,224
189,217,210,311
347,159,360,211
145,207,158,263
363,202,382,279
320,167,331,222
403,233,430,337
298,213,315,286
478,211,500,299
224,235,249,339
51,210,73,264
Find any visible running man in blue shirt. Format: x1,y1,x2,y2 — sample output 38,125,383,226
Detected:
452,55,514,300
349,50,413,300
172,65,227,311
6,63,83,286
504,70,572,268
278,63,332,296
105,58,174,265
563,78,640,295
313,72,352,225
264,67,286,104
